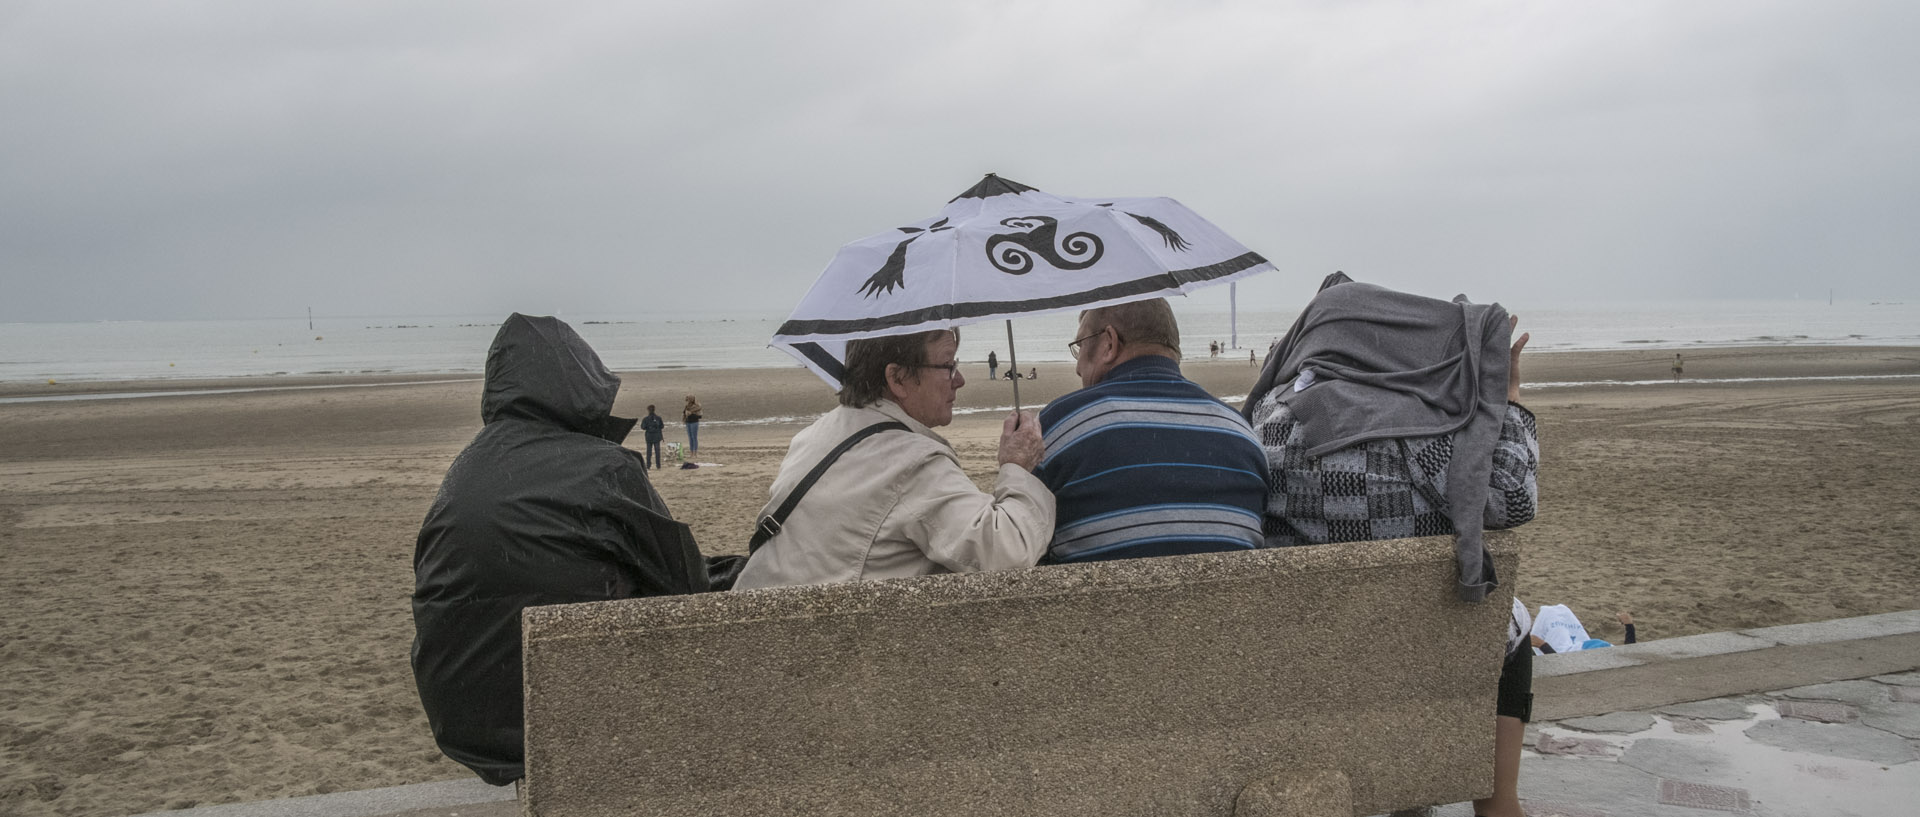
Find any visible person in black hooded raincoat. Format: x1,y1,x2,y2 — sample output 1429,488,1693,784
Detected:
411,313,706,786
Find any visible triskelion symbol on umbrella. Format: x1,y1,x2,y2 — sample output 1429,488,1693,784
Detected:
986,216,1104,275
858,204,1197,297
858,218,955,297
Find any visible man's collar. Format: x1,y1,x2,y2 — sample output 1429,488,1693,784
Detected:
1099,353,1182,384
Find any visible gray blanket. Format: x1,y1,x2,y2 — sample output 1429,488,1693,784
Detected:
1244,272,1511,601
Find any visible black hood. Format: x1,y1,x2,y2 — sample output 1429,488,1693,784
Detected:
480,313,635,442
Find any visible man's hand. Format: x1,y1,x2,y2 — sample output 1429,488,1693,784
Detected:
997,410,1044,471
1508,315,1530,404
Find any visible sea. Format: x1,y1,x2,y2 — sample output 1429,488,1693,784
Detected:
2,300,1916,389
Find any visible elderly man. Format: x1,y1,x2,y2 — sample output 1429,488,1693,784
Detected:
1034,298,1266,563
734,328,1054,589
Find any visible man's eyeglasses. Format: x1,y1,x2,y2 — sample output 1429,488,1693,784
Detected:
1068,326,1120,360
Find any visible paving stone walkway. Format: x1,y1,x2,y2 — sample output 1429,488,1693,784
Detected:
1404,674,1920,817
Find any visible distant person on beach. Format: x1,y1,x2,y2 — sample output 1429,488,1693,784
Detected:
733,328,1054,590
682,394,702,453
1027,367,1037,380
1035,299,1265,563
1244,273,1538,817
1673,353,1684,378
988,350,999,380
640,405,665,469
411,314,706,786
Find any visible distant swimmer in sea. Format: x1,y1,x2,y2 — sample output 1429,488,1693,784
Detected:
1672,353,1684,378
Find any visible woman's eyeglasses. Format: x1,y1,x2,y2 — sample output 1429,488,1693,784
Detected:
915,361,963,381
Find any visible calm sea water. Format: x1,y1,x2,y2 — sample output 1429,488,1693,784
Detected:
2,300,1915,384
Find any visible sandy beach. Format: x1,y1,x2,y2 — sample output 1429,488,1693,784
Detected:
3,345,1918,816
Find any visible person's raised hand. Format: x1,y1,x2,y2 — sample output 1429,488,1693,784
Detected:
1508,315,1530,404
997,410,1044,471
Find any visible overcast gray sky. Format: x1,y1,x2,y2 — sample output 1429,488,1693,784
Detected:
2,0,1914,323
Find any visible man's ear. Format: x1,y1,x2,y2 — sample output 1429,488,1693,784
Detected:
1097,326,1121,364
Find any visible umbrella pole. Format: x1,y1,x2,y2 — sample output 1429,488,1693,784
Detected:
1004,319,1020,413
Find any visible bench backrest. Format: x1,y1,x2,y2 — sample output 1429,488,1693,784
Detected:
522,532,1516,816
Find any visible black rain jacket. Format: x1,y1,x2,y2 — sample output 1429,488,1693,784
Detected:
411,313,705,785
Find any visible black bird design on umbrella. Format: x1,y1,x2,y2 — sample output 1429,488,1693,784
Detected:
1098,203,1193,251
859,218,954,297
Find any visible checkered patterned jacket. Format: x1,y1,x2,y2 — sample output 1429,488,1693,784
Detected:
1251,393,1539,547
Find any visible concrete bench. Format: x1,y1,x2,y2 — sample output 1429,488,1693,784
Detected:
521,532,1518,817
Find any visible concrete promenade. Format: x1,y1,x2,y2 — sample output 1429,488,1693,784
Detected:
130,610,1920,817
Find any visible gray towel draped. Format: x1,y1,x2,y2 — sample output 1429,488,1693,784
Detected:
1245,272,1512,602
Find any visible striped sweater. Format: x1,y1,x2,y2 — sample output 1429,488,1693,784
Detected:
1035,356,1267,563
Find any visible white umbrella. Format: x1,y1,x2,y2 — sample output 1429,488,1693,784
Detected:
772,174,1276,402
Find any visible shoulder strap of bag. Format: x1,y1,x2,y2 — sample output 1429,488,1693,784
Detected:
748,420,909,554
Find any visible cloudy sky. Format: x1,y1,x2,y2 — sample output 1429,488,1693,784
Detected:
2,0,1913,323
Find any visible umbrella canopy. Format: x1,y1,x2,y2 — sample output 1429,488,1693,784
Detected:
773,174,1276,389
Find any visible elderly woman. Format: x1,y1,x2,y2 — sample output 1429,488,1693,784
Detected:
733,328,1054,589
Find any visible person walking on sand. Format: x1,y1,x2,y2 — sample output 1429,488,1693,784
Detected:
640,405,665,469
682,395,703,454
1672,353,1684,378
988,350,999,381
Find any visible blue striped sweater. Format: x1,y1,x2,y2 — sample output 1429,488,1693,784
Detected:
1035,356,1267,563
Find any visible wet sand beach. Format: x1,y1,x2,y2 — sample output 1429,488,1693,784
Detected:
3,346,1918,815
